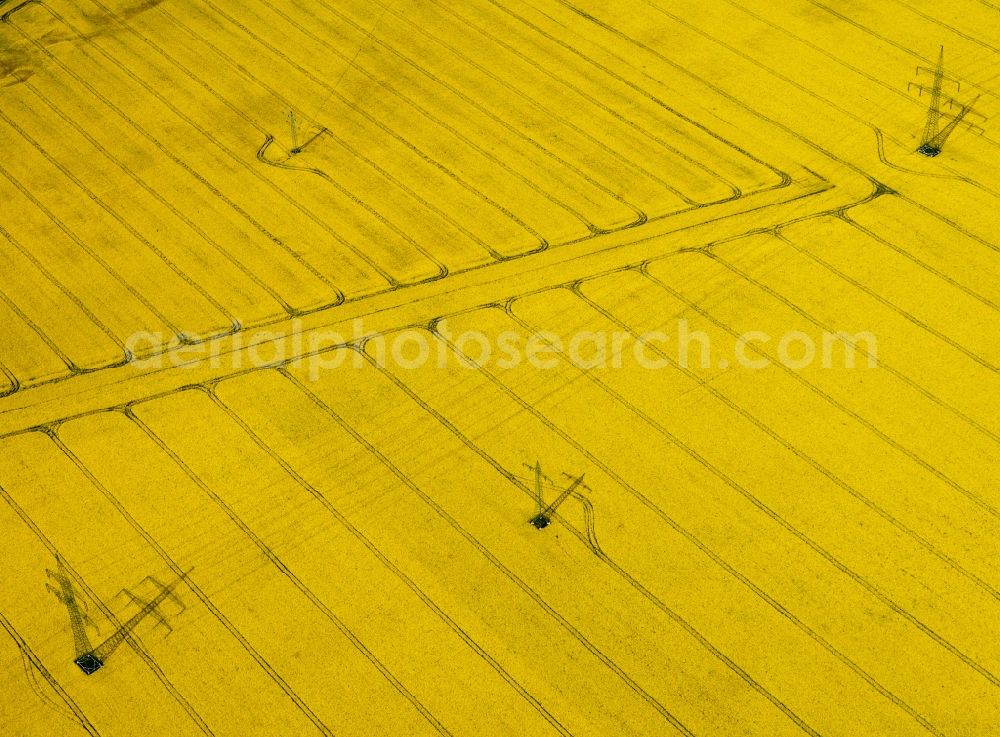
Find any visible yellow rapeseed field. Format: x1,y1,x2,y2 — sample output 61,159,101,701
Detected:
0,0,997,735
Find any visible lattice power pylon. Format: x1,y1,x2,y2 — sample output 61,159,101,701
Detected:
908,46,985,156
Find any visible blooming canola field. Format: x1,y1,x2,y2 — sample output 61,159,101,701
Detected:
0,0,998,735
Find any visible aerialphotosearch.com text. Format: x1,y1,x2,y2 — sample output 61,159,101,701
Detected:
126,318,879,379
